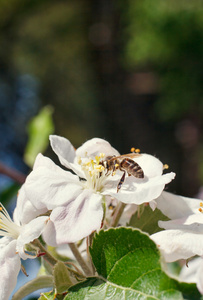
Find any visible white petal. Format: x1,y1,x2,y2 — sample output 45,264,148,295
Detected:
119,203,138,225
149,200,157,211
104,172,175,205
43,189,103,245
50,135,76,163
0,239,21,300
16,216,48,260
13,186,47,225
76,138,120,159
155,191,202,219
158,213,203,230
151,229,203,262
24,162,82,210
49,135,84,177
0,237,12,249
179,257,202,283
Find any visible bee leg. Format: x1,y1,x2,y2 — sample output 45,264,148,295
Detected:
111,162,117,176
117,171,126,192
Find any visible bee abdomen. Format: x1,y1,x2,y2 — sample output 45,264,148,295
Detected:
121,158,144,178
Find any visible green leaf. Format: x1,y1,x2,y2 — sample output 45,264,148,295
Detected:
12,275,53,300
53,261,73,294
129,206,170,235
38,290,56,300
24,105,54,167
39,290,66,300
64,228,200,300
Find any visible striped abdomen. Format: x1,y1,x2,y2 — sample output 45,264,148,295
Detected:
120,158,144,178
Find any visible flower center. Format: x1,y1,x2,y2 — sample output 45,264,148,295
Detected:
78,154,106,192
0,204,21,240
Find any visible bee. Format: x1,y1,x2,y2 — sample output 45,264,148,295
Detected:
100,148,144,192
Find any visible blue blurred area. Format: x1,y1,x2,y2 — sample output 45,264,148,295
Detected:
0,73,41,299
0,73,40,190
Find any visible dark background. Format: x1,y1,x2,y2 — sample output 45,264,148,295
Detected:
0,1,203,298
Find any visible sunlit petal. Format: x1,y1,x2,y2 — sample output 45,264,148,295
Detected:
49,135,84,177
76,137,120,159
24,163,82,210
151,229,203,262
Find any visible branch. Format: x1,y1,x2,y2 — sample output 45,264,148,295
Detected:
0,162,26,184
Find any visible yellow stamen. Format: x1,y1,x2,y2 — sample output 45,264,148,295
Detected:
163,164,169,170
77,156,82,165
200,202,203,207
95,156,100,165
199,208,203,213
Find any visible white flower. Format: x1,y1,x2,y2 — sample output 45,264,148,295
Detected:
23,135,175,245
151,191,203,262
0,204,48,300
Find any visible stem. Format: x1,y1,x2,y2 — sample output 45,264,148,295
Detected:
111,202,126,227
87,233,96,275
88,232,95,248
32,239,57,266
64,262,86,278
68,243,92,276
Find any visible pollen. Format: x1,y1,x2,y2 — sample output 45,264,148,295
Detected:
95,156,100,165
131,147,140,153
163,164,169,170
198,203,203,213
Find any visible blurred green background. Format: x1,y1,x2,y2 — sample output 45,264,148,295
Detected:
0,1,203,298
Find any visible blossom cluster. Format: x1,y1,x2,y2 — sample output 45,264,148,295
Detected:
1,135,202,299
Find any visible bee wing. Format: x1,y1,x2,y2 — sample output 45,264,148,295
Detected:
125,153,142,158
105,155,116,160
